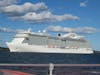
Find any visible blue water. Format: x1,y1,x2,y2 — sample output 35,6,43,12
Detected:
0,51,100,64
0,50,100,75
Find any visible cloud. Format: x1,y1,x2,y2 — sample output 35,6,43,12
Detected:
0,27,14,33
0,2,48,16
76,27,98,34
0,0,17,7
11,11,79,22
46,26,63,32
46,26,78,33
0,1,79,23
0,26,98,34
0,27,25,33
46,26,98,34
80,0,88,7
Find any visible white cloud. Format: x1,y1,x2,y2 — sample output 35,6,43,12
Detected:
0,0,17,7
46,26,75,33
1,2,48,16
11,11,79,22
0,27,25,33
80,0,88,7
80,2,87,7
46,26,98,34
76,27,98,33
0,27,14,32
0,1,79,23
46,26,63,32
53,14,79,21
0,26,98,34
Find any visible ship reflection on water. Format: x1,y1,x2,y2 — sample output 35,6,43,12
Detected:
0,64,100,75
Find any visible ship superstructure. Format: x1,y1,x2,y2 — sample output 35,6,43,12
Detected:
6,29,93,54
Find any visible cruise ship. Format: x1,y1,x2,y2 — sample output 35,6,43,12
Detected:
4,29,100,64
6,29,93,54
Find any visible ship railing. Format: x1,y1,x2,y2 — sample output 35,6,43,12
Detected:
0,63,100,67
0,64,100,75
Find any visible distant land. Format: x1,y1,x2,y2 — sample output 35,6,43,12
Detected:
0,47,9,51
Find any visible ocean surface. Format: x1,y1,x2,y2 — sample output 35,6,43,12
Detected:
0,50,100,64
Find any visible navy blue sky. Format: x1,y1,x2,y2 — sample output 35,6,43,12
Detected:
0,0,100,50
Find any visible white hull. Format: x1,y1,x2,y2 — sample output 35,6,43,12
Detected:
6,42,93,54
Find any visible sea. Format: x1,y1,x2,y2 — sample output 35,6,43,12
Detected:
0,49,100,75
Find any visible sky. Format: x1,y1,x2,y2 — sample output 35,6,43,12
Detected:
0,0,100,50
